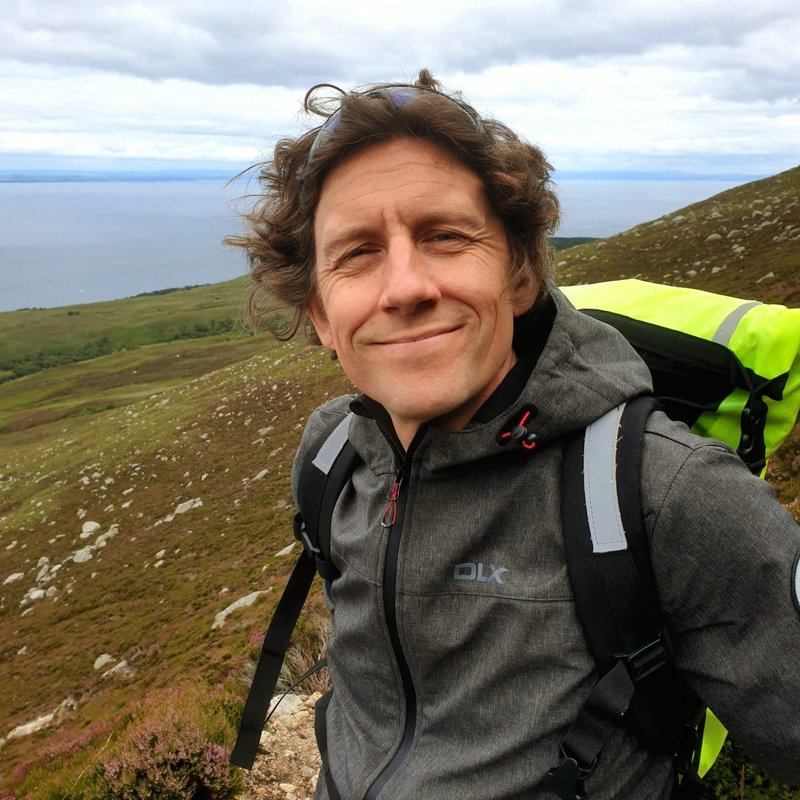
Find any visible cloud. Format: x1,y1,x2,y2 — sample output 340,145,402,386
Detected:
3,0,798,99
0,0,797,173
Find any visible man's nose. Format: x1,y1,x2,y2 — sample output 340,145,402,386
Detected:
378,240,441,313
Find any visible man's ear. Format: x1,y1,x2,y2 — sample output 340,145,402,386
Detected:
306,297,334,349
510,276,538,316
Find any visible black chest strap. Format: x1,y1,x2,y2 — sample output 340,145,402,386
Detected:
229,412,360,769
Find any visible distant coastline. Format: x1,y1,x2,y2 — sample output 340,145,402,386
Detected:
0,170,236,184
0,169,769,184
0,174,751,312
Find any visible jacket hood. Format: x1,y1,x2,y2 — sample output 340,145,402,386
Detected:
348,284,653,473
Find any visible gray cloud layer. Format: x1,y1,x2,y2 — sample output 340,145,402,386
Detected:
3,0,798,103
0,0,797,173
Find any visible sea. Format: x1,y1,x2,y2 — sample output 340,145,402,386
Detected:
0,175,746,313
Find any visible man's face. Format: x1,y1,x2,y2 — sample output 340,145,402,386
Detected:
308,138,533,447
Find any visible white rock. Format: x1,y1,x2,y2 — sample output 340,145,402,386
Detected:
73,548,94,564
175,498,202,515
253,469,269,481
4,711,56,741
24,588,46,602
81,521,101,537
3,698,77,744
212,591,267,630
705,233,722,242
45,586,58,597
94,653,115,671
102,659,134,678
17,645,28,656
268,693,305,719
275,543,297,557
155,549,166,559
3,572,24,585
756,271,776,283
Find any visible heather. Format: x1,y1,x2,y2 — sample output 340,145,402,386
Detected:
11,685,242,800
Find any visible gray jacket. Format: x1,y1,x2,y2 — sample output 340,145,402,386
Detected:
292,287,800,799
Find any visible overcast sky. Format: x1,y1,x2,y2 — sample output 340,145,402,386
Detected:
1,0,798,176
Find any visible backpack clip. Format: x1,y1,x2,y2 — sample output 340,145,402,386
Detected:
542,746,595,800
496,404,539,451
618,630,671,683
293,513,320,556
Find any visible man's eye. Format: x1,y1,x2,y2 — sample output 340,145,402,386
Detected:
429,231,463,243
342,246,372,261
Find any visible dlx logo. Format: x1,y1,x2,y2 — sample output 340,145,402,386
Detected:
453,562,509,584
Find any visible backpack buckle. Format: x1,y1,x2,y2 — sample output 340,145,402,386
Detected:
542,746,595,800
293,513,320,555
618,630,671,682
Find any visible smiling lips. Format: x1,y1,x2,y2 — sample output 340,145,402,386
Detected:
376,325,460,346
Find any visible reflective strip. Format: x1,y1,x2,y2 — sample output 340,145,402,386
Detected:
584,404,627,553
312,414,352,474
793,554,800,614
712,301,760,346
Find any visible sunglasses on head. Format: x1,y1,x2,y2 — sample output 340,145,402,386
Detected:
304,84,484,167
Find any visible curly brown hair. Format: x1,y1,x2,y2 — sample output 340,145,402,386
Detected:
227,69,560,340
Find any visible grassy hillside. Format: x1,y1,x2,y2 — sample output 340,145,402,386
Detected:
556,165,800,306
0,335,354,791
0,173,798,797
0,277,252,383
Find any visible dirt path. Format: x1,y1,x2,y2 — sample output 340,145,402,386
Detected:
240,693,322,800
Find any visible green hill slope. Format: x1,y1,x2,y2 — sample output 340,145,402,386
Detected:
556,165,800,306
0,277,252,383
0,336,354,790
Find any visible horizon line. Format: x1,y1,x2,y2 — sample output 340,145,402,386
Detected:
0,168,771,184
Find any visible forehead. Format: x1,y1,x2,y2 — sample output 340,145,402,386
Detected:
313,138,489,229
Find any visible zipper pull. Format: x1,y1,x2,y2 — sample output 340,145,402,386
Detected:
380,469,404,528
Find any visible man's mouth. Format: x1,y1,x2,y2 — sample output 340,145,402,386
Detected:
377,326,460,346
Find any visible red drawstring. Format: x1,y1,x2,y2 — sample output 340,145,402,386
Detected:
381,475,402,528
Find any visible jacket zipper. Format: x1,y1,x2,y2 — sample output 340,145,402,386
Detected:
363,462,417,800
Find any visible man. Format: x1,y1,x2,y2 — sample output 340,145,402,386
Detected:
231,70,800,799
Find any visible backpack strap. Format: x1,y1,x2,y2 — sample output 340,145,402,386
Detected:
230,412,359,769
229,553,318,768
544,396,695,799
294,413,358,580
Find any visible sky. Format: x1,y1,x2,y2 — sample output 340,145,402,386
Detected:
0,0,798,178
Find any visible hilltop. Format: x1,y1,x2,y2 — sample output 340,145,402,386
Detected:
0,170,798,797
556,165,800,306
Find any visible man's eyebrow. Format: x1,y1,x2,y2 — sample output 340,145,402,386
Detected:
419,210,484,231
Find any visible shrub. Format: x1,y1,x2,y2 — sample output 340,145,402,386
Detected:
90,684,241,800
704,738,798,799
